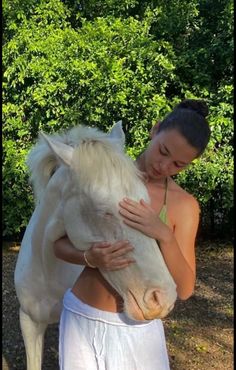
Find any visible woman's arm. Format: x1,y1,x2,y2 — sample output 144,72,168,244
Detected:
159,196,199,299
156,198,199,300
119,196,199,300
54,236,87,265
53,236,135,271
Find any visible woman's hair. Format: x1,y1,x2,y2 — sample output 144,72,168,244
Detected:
157,99,211,156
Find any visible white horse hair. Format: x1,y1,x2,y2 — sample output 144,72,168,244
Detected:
14,121,177,370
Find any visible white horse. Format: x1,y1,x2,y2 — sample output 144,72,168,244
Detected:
14,121,177,370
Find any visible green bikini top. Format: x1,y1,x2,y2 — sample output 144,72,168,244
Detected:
158,177,168,225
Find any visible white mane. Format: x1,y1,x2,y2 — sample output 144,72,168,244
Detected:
27,125,138,202
72,139,143,198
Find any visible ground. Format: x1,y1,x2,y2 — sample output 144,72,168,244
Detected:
2,240,233,370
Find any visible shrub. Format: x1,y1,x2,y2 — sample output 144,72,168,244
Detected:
3,3,175,237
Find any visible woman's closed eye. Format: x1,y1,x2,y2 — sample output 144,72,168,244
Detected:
159,145,188,168
173,161,186,169
159,147,168,156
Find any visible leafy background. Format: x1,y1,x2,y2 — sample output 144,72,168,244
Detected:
3,0,233,240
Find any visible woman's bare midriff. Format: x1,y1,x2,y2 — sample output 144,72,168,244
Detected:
71,267,124,312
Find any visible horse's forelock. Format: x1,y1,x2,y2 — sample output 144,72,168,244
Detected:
72,138,142,197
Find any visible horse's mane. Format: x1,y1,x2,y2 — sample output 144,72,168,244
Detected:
27,125,143,203
73,140,143,198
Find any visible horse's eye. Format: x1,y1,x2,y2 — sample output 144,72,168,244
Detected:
105,212,113,218
50,166,58,177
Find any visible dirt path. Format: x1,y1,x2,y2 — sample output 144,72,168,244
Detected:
2,241,233,370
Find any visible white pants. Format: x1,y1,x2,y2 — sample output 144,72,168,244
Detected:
59,289,170,370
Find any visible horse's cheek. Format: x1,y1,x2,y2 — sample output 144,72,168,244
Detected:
63,198,79,230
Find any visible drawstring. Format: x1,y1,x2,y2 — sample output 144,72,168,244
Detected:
93,323,107,369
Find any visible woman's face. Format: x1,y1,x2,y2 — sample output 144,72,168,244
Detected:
141,128,199,180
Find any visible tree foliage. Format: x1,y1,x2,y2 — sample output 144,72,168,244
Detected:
3,0,233,239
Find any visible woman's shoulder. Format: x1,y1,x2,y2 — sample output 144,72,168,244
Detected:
168,178,200,213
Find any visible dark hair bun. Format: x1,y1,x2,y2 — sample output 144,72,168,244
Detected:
176,99,209,118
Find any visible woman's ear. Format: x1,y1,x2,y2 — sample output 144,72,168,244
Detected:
150,122,160,139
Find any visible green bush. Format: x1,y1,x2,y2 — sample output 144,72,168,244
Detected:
3,2,176,237
3,0,233,240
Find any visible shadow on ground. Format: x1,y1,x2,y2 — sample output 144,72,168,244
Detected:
2,241,233,370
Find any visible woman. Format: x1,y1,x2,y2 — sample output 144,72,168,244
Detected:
54,99,211,369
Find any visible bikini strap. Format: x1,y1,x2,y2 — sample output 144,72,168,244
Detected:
163,177,168,206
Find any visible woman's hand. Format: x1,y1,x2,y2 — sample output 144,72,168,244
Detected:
119,198,171,241
54,236,135,271
85,240,135,271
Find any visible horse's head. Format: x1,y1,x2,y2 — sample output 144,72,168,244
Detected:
41,122,177,320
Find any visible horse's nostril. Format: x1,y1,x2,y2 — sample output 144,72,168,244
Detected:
144,289,161,306
152,290,160,304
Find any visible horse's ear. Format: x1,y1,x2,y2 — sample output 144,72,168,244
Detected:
40,132,74,166
109,120,125,145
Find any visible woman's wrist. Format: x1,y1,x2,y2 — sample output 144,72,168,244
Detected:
83,250,96,268
158,226,175,246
